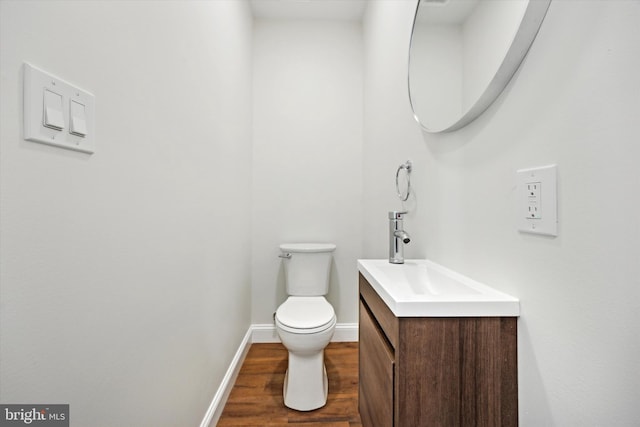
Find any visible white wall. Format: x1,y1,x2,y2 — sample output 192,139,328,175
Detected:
364,0,640,425
0,1,253,426
363,1,430,264
251,19,363,325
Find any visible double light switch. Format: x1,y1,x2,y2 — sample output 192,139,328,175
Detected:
24,63,95,153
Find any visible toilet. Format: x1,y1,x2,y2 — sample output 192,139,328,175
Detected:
275,243,337,411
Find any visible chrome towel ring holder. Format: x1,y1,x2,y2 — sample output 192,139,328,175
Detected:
396,160,412,202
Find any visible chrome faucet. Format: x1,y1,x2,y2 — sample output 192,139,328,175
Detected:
389,211,410,264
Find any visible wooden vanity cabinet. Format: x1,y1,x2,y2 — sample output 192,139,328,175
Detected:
358,273,518,427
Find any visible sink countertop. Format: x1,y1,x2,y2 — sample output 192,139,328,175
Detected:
358,259,520,317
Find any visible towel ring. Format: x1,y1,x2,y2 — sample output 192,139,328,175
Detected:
396,160,412,201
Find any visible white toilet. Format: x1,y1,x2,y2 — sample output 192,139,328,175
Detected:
275,243,337,411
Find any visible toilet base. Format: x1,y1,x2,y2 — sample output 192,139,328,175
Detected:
282,351,328,411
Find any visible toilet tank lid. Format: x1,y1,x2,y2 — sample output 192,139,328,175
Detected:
280,243,336,253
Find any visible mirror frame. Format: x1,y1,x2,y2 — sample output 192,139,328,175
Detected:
408,0,552,133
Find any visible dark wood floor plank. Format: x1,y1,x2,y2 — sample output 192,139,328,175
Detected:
217,342,361,426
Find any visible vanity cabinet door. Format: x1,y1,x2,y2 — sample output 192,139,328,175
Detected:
359,301,394,427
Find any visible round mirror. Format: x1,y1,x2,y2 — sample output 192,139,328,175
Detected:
408,0,551,133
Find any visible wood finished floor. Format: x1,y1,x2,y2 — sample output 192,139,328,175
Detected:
217,342,362,427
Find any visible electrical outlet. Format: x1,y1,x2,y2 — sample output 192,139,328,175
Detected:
516,165,557,236
526,182,541,219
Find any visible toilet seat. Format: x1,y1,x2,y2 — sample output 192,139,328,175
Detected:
276,297,335,334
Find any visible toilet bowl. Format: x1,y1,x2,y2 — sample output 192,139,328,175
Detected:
276,297,336,411
275,243,337,411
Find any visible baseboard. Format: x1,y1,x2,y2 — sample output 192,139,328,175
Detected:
199,327,252,427
251,322,359,343
200,322,359,426
251,323,281,343
333,322,359,342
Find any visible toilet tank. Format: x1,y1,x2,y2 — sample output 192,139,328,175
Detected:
280,243,336,296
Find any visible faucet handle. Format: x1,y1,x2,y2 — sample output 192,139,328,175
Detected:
389,211,408,220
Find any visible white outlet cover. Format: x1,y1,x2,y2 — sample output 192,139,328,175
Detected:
516,164,557,236
23,63,95,154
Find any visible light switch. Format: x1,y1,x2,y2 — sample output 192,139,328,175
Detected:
23,63,95,154
43,89,64,130
69,100,87,137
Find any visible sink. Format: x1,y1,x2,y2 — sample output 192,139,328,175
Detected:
358,259,519,317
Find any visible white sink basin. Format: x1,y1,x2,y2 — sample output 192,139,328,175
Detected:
358,259,519,317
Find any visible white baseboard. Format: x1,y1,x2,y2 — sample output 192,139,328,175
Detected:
333,322,359,342
251,323,280,343
200,322,358,426
251,322,358,343
199,327,252,427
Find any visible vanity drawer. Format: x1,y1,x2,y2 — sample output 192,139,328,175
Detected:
359,301,394,427
359,273,398,349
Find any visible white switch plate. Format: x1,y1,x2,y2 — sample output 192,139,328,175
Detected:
23,63,95,154
516,164,557,236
